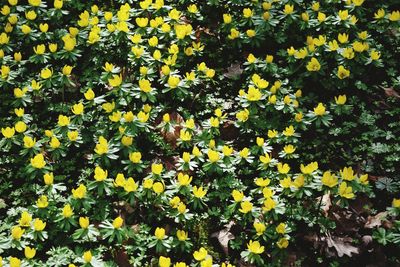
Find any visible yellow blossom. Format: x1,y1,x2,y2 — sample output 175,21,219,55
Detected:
321,171,338,188
338,182,355,199
247,240,264,254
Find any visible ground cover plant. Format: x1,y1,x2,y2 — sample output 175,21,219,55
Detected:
0,0,400,266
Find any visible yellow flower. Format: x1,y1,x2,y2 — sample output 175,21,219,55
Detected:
72,184,87,199
83,251,92,263
313,103,326,116
243,8,253,18
283,144,296,154
11,226,24,239
176,230,187,241
338,33,349,44
239,147,250,158
136,17,148,27
337,65,350,79
280,177,292,188
342,47,355,59
228,28,240,39
151,163,163,175
283,4,294,15
338,10,349,20
79,216,89,229
340,167,355,181
153,182,165,194
2,127,15,138
108,74,123,87
15,121,27,133
389,11,400,21
321,171,338,188
1,65,10,79
207,150,220,163
9,257,21,267
94,136,109,155
277,162,290,174
193,186,207,198
62,34,76,51
317,12,326,23
277,238,289,249
14,52,22,62
335,95,347,105
276,223,286,234
159,256,171,267
178,173,192,186
374,9,385,20
40,68,53,79
62,204,74,218
167,75,180,88
54,0,63,9
49,43,58,52
58,115,70,126
49,137,60,149
139,79,152,93
223,14,232,24
129,152,142,163
239,201,253,213
26,10,37,20
370,50,381,61
124,178,138,192
39,23,49,32
67,131,79,141
254,222,266,235
263,197,276,211
19,211,32,227
84,88,95,100
392,198,400,208
36,195,48,208
246,86,262,101
71,103,84,115
359,174,369,185
31,154,46,169
293,175,305,188
94,166,108,181
24,246,36,259
338,182,355,199
155,227,166,240
121,136,133,146
231,190,244,202
113,216,123,229
236,109,250,122
33,219,46,231
193,247,208,261
247,240,264,254
34,44,46,55
306,57,321,72
15,108,25,117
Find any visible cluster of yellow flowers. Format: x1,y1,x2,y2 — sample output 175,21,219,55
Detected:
0,0,399,266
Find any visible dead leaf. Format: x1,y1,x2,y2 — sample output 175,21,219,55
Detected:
326,234,359,257
381,86,400,99
320,193,332,217
211,221,235,255
365,212,388,229
224,63,243,79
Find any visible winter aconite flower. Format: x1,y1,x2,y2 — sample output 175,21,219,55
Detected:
24,246,36,259
247,240,264,254
321,171,338,188
193,247,208,261
112,216,123,229
155,227,166,240
338,182,355,199
306,57,321,72
31,154,46,169
313,103,326,116
337,65,350,79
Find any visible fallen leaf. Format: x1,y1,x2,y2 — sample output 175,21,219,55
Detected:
365,212,388,229
211,221,235,255
326,234,359,257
